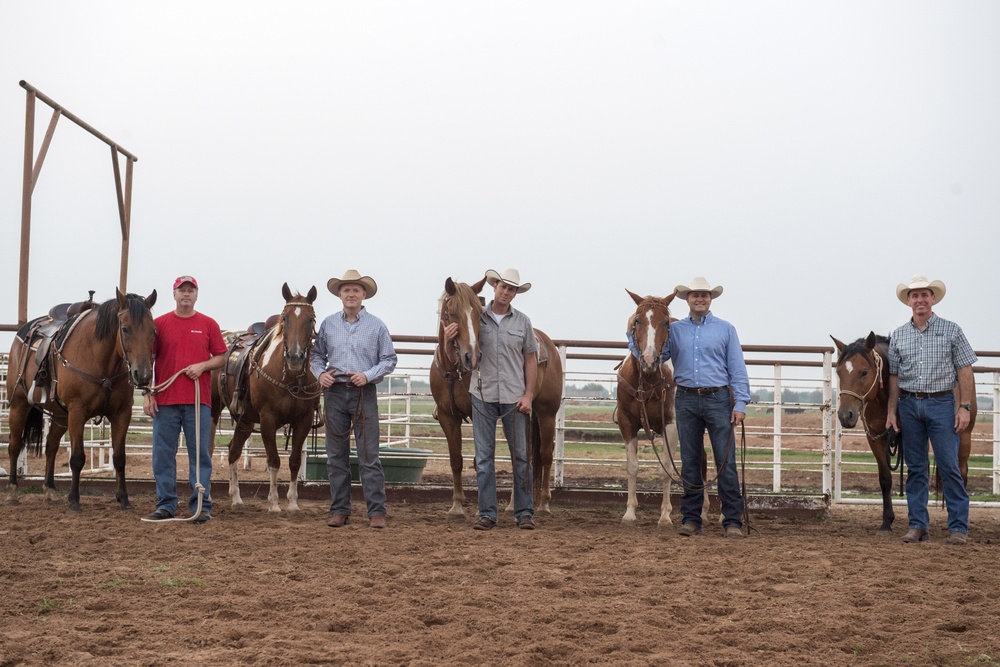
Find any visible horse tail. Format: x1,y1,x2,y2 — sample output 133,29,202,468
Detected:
24,407,45,457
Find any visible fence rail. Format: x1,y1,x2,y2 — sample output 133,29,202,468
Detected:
2,341,999,504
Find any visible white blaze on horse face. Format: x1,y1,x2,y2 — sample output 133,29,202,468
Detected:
640,308,658,367
465,310,477,362
293,306,302,318
844,360,854,375
260,332,283,367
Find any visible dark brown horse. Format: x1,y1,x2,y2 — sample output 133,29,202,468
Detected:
616,290,707,526
429,276,564,516
832,332,976,533
212,284,320,513
5,289,157,511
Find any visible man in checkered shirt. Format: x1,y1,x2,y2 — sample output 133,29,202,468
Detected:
886,275,977,545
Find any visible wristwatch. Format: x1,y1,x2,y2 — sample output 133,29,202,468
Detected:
959,403,971,411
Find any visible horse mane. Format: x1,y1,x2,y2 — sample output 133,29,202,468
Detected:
837,334,889,366
94,293,148,341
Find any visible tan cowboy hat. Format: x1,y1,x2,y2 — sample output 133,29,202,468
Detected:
327,269,378,298
896,274,945,305
485,268,531,293
674,276,723,300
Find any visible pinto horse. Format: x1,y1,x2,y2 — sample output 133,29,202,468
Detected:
5,289,157,511
832,332,976,533
429,276,564,517
616,290,707,526
212,284,320,513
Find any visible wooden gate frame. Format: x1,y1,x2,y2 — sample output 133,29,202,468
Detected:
1,80,138,332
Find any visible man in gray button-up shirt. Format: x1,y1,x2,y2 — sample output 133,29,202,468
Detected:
447,268,538,531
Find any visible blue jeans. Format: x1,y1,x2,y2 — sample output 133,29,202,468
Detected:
899,393,968,533
324,383,386,518
152,403,213,515
675,389,744,528
470,395,533,521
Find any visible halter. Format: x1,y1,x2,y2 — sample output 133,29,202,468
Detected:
837,348,886,441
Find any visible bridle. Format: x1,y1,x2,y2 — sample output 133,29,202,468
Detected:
250,300,322,400
836,348,887,442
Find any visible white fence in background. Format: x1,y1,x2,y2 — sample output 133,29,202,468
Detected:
2,342,999,503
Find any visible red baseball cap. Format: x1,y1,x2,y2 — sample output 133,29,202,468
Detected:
173,275,198,289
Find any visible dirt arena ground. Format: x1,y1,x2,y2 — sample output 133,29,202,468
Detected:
2,491,1000,667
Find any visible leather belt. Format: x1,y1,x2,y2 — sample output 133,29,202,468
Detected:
900,389,952,399
677,385,728,396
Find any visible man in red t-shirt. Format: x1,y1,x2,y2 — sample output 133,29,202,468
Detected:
143,275,227,522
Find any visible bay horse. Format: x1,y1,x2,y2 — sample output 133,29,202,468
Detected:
616,290,707,526
429,276,564,517
212,283,320,513
832,332,976,533
5,289,157,511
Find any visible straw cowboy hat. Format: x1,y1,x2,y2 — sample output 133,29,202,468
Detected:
327,269,378,298
485,268,531,294
674,276,723,300
896,274,945,305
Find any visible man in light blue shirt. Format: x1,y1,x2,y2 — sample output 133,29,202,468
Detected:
311,270,397,529
627,276,750,538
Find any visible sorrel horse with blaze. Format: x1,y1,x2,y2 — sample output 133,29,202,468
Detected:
5,289,157,511
430,276,564,517
617,290,707,526
832,332,975,533
212,284,320,512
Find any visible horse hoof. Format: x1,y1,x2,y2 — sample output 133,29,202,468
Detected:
120,502,133,511
268,506,282,514
68,503,82,513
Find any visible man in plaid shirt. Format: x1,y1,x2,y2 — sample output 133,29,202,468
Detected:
886,275,977,545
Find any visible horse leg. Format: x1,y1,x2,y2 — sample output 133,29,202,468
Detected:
623,435,640,523
43,420,67,503
65,411,87,512
659,422,681,527
534,412,556,515
439,413,466,517
258,414,283,513
109,408,133,510
227,418,254,509
959,428,971,489
285,411,313,513
870,440,895,533
702,450,711,527
5,402,28,504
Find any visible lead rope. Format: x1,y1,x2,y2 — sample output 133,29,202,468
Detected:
140,369,206,524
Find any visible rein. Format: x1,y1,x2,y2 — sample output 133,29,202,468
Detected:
141,369,207,524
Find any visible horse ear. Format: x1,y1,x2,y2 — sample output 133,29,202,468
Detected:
830,335,846,353
445,277,457,296
864,331,878,350
145,290,157,309
116,287,127,308
664,293,676,306
625,289,643,306
307,286,317,303
282,282,293,302
471,276,487,294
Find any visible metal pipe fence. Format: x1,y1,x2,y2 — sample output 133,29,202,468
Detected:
2,343,998,504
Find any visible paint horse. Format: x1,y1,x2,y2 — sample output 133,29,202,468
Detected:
212,283,321,512
616,290,707,526
832,332,976,533
429,276,564,517
5,290,157,511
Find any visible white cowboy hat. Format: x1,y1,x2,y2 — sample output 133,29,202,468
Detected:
896,274,945,305
674,276,723,300
485,268,531,294
327,269,378,298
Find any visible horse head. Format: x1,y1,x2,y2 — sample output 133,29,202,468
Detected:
439,276,487,373
626,289,675,373
279,283,318,374
831,331,887,429
113,288,157,389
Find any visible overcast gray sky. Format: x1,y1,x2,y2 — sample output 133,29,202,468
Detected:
2,2,999,374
